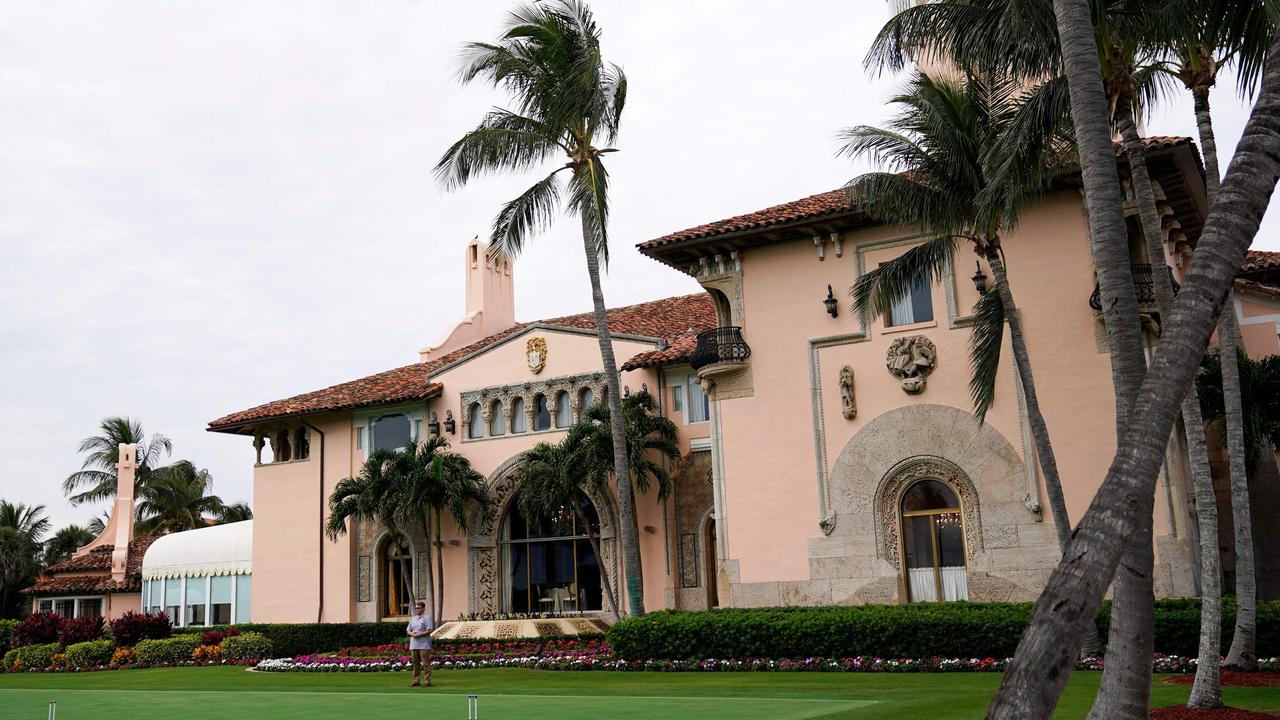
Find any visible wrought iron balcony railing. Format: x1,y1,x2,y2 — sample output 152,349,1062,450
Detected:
689,326,751,371
1088,264,1180,311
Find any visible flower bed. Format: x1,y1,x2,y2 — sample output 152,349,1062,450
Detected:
333,639,607,660
254,653,1279,674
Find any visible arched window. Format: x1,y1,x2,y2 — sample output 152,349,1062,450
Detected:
489,400,506,437
500,491,603,614
380,534,414,618
533,394,552,431
292,428,310,460
901,479,968,602
554,391,573,428
578,387,595,417
510,397,527,433
468,403,484,439
372,413,411,451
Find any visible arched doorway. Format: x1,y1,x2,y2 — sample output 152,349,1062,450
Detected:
703,515,719,608
499,491,604,614
901,479,968,602
378,533,414,619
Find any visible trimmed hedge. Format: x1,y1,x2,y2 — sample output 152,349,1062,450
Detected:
221,632,272,661
65,639,114,668
8,643,59,671
609,599,1280,661
135,634,201,665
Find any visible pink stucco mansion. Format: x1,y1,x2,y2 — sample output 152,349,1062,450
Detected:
33,136,1280,626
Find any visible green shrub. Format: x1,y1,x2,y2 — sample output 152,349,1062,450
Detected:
0,619,16,651
64,639,114,668
11,643,59,670
135,634,201,665
221,632,273,661
2,648,18,672
608,599,1280,661
197,622,405,657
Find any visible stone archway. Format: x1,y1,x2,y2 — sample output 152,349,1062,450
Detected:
465,454,619,616
872,456,983,570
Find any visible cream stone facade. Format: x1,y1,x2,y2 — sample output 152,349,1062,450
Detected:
198,138,1280,626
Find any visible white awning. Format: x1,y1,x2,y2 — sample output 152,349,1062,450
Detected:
141,521,252,580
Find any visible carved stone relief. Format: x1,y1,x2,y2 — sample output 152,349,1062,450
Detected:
679,534,699,588
526,336,547,374
885,335,937,394
460,372,606,441
874,456,983,569
839,365,856,419
356,555,371,603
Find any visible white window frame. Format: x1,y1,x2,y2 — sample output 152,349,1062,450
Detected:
353,405,428,457
37,595,106,618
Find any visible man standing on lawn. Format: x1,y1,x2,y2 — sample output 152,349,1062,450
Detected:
406,601,434,687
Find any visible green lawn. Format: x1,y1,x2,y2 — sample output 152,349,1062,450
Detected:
0,666,1276,720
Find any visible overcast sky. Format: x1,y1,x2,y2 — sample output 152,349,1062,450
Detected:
2,0,1276,531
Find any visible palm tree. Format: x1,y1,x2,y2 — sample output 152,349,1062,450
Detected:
1154,0,1273,675
0,501,50,618
516,435,621,618
574,389,680,505
215,503,253,524
327,446,429,617
86,510,111,536
1199,348,1280,669
436,0,643,616
405,436,492,621
63,417,172,506
134,461,224,535
43,524,95,567
843,72,1077,558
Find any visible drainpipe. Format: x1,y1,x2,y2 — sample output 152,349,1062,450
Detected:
304,421,326,623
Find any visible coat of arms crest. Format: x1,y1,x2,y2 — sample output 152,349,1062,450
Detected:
526,337,547,374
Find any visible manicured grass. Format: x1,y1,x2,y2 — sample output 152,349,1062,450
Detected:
0,666,1276,719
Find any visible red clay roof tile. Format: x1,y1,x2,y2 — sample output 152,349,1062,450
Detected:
26,537,159,596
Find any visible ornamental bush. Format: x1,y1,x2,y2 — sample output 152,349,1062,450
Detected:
11,612,62,648
201,627,240,646
0,619,16,651
60,615,105,645
135,634,200,665
608,600,1280,661
109,611,171,647
12,643,59,670
221,632,273,661
2,648,18,672
196,622,405,657
64,639,114,668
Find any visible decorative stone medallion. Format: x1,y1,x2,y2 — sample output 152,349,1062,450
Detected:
526,336,547,374
885,335,937,394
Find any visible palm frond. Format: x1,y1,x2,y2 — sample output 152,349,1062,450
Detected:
434,109,566,190
490,167,566,260
967,287,1007,423
567,155,611,264
850,236,959,323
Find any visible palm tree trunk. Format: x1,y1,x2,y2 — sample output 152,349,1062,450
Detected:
419,516,436,624
985,30,1280,720
580,214,643,617
579,509,620,619
1193,86,1223,199
435,508,446,623
1117,103,1224,709
984,249,1072,551
1220,303,1257,670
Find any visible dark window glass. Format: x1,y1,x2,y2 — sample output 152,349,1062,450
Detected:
373,414,411,451
901,479,958,512
77,598,102,618
212,603,232,625
500,491,602,614
534,394,551,430
468,404,484,439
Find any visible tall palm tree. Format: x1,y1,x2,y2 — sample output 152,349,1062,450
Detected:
516,435,621,618
0,501,50,618
134,461,224,535
406,436,492,621
43,524,95,567
842,71,1077,557
63,417,173,506
575,389,680,505
436,0,643,616
214,502,253,525
1154,0,1274,675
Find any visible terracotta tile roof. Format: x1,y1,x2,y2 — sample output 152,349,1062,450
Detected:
209,294,716,430
639,137,1195,251
1243,250,1280,274
1236,278,1280,299
621,332,701,371
25,537,158,595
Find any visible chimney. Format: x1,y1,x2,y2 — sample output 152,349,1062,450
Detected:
111,442,136,582
420,239,517,361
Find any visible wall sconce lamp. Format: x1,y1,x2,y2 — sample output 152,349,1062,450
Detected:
443,409,457,435
427,411,441,437
971,262,989,295
823,284,838,318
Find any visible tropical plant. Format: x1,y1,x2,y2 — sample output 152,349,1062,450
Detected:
134,461,224,535
436,0,643,616
43,524,94,567
515,436,621,618
85,511,111,536
574,389,680,504
215,502,253,525
0,502,50,618
841,71,1076,564
62,417,172,506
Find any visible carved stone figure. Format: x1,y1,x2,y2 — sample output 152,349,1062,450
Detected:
885,335,937,394
839,365,856,419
